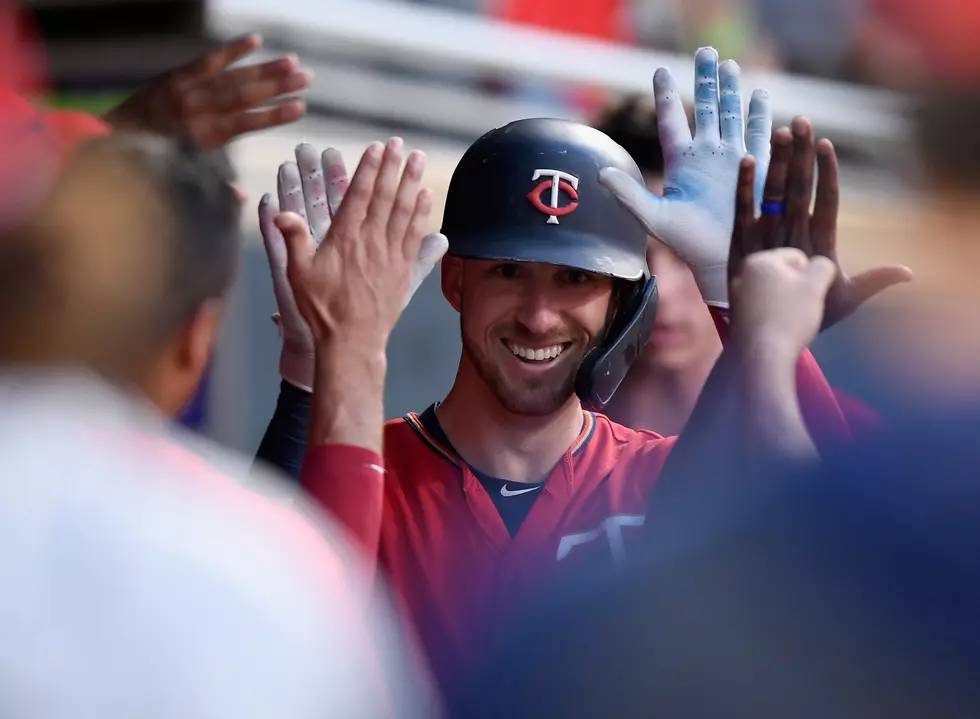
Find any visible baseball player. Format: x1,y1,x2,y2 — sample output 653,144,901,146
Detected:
260,49,857,695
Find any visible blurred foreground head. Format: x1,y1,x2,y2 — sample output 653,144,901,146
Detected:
0,132,240,416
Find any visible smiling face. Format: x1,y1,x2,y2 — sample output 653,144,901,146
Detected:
443,257,616,416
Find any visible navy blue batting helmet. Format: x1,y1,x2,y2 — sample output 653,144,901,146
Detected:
441,118,658,407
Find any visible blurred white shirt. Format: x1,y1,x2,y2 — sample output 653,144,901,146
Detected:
0,369,434,719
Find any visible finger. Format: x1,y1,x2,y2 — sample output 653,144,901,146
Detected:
178,34,262,80
364,137,406,231
277,161,307,221
387,149,426,244
785,117,816,248
847,265,914,306
804,255,838,293
745,89,772,204
332,141,385,229
182,57,311,114
405,232,449,308
759,126,793,249
692,47,721,145
598,167,670,243
401,188,434,265
188,98,307,149
718,59,744,151
258,194,287,272
810,139,840,257
295,143,331,243
321,148,350,219
653,67,693,160
274,211,315,279
729,156,756,279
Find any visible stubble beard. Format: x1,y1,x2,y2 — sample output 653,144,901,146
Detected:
460,323,582,417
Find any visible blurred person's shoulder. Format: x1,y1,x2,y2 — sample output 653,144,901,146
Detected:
0,369,433,718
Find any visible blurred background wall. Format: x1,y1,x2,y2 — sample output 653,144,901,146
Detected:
24,0,931,453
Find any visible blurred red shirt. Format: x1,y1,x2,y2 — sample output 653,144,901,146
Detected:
494,0,630,44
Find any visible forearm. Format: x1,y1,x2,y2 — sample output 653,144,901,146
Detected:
302,343,388,565
253,380,311,483
738,340,818,462
309,345,387,453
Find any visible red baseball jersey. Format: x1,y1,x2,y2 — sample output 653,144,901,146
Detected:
301,348,851,693
304,410,673,693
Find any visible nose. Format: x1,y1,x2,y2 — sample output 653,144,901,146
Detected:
513,286,564,336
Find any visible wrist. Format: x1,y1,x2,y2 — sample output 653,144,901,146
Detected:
729,326,801,375
309,344,387,453
696,263,730,306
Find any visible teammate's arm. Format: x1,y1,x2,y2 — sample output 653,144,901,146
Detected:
272,139,434,561
254,144,446,486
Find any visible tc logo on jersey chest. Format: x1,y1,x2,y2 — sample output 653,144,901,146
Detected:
527,168,579,225
556,514,646,564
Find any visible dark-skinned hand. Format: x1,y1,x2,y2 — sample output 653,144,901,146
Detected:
104,34,311,149
729,117,913,329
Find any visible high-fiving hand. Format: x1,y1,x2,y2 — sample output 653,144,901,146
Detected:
730,248,838,357
259,140,447,390
729,117,913,329
599,47,772,308
105,34,311,149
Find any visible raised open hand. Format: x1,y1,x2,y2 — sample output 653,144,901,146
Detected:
599,46,772,308
729,117,913,329
106,34,310,149
272,138,436,361
259,142,446,390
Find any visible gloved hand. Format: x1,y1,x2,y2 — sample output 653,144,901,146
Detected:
599,46,772,308
259,143,448,391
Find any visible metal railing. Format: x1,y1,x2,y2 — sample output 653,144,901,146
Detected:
208,0,911,156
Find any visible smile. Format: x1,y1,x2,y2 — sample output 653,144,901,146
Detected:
503,340,569,363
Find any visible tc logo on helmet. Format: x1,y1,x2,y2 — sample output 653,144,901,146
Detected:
526,169,579,225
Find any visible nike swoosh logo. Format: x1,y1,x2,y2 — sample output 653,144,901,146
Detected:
500,484,542,497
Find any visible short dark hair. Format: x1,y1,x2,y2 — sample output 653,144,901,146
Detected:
594,94,665,178
78,133,241,341
0,132,240,371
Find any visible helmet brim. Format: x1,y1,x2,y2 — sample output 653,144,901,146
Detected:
447,226,649,282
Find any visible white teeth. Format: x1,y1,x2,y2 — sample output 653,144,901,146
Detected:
507,342,565,361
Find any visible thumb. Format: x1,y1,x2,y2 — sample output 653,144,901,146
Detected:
258,194,287,271
847,264,914,306
405,233,449,308
274,211,314,279
804,255,838,294
598,166,668,238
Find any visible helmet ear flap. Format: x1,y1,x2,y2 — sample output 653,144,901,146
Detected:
575,276,658,409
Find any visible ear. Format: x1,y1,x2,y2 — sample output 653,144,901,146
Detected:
176,299,224,388
441,255,464,313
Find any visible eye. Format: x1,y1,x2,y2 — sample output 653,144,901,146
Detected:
559,269,593,286
492,263,522,279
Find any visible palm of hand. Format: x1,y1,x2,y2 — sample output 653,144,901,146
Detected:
659,142,746,265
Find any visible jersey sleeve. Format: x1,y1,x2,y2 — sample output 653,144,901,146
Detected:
301,445,386,569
